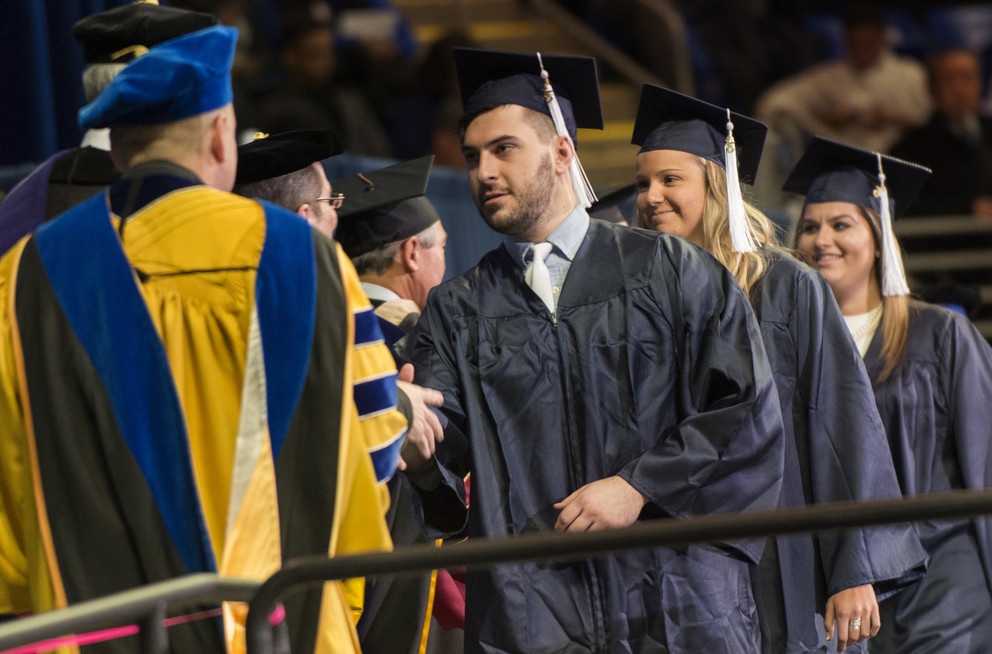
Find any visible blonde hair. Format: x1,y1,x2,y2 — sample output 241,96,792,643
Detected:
637,156,782,297
854,206,909,382
790,204,909,381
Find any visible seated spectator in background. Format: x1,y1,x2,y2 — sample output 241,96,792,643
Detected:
890,48,992,217
755,4,929,158
0,2,218,255
233,129,343,238
249,1,393,157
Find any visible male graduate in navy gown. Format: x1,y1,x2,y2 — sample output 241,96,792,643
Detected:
397,48,787,653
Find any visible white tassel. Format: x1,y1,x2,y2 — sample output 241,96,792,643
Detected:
537,52,597,209
875,153,910,296
725,109,757,253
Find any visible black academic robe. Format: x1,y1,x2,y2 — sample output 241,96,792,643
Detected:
749,253,926,653
868,302,992,654
401,220,786,654
0,146,116,255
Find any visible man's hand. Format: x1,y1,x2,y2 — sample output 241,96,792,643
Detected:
553,476,647,532
824,583,879,652
396,363,444,473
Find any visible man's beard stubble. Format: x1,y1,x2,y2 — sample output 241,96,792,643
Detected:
477,153,555,239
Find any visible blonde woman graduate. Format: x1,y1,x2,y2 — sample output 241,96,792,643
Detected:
632,86,926,653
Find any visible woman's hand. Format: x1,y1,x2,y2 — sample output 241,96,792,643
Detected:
824,583,879,652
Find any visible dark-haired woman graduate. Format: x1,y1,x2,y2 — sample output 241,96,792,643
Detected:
790,136,992,653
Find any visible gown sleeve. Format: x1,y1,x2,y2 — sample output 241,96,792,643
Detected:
616,240,786,563
394,284,470,538
0,238,53,615
0,240,28,614
797,269,925,597
942,311,992,586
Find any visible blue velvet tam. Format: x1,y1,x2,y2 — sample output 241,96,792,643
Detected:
333,156,440,258
783,137,931,218
78,25,238,131
453,48,603,142
631,84,767,184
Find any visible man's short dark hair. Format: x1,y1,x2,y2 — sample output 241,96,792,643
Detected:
457,104,557,143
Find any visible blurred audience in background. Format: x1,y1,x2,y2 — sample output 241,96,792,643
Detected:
891,48,992,218
755,4,930,174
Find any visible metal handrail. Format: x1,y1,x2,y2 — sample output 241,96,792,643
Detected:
7,490,992,653
0,574,257,653
245,488,992,653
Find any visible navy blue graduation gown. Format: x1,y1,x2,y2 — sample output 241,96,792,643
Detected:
868,302,992,653
749,253,926,653
400,220,786,653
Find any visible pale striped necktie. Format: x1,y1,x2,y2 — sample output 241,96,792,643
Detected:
524,241,555,312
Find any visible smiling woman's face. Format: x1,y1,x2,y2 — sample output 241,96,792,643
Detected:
796,201,878,304
634,149,706,245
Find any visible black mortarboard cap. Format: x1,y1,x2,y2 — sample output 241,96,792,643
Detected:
454,47,603,141
589,183,635,224
235,130,342,186
782,137,931,218
73,1,220,64
631,84,767,184
334,156,441,258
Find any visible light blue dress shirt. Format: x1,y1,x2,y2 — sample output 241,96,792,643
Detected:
504,206,590,311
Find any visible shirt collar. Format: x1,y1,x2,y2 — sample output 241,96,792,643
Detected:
361,281,401,303
504,205,590,269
